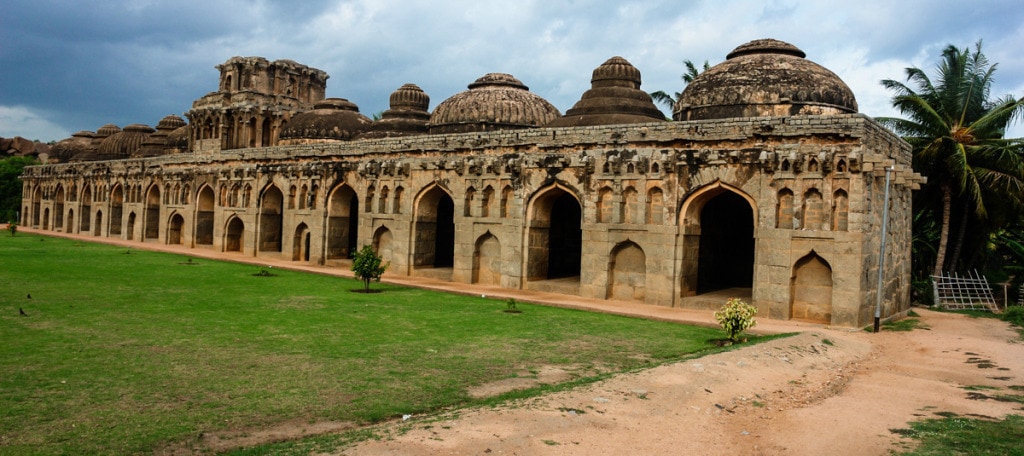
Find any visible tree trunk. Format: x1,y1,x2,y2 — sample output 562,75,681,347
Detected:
947,203,970,272
932,184,953,277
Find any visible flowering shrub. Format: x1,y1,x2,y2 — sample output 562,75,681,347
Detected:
714,298,757,342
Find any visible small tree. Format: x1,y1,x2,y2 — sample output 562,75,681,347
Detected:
351,244,390,292
6,220,16,237
714,298,757,342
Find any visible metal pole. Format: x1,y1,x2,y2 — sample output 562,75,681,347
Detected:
874,166,893,333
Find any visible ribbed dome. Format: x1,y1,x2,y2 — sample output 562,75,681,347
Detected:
95,124,121,138
357,84,431,139
54,131,97,163
429,73,561,134
674,39,858,121
166,125,189,151
548,56,666,127
279,98,372,143
156,114,187,132
95,124,155,160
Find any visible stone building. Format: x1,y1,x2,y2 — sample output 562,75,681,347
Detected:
21,39,922,327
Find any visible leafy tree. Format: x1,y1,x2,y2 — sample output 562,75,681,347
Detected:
0,156,38,223
650,60,712,113
351,244,390,292
877,41,1024,277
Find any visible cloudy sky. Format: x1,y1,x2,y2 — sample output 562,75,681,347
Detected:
2,0,1023,142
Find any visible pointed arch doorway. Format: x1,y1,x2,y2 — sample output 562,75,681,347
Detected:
680,183,756,299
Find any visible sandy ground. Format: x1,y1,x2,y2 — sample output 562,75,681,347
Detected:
342,310,1024,455
15,228,1024,455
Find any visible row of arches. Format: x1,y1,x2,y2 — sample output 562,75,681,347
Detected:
776,188,849,231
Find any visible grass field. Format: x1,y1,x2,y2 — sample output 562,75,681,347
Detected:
0,233,735,455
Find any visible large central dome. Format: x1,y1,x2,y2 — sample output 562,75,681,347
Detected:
674,39,858,121
429,73,561,134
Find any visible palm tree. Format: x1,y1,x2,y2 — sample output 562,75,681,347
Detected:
877,41,1024,277
650,60,711,113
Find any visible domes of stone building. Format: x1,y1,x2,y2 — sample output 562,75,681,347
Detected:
429,73,561,134
548,56,666,127
278,98,372,144
95,124,122,138
54,131,97,163
95,124,156,160
165,125,190,152
357,84,431,139
156,114,187,133
674,39,858,121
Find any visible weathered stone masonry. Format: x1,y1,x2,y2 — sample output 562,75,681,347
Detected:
21,39,922,327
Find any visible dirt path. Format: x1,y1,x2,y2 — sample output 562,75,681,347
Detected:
16,229,1024,455
340,310,1024,456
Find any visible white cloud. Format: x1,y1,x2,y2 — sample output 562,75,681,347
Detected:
0,106,70,142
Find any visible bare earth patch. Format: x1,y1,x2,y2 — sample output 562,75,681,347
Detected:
340,309,1024,455
157,419,355,455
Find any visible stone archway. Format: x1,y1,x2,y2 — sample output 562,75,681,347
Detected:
167,213,185,245
31,187,42,228
80,185,92,232
126,212,136,240
94,210,103,236
373,226,394,264
259,185,283,252
293,223,310,262
195,186,215,245
608,241,646,301
54,185,65,231
472,232,502,285
42,208,50,230
413,186,455,268
65,208,74,233
225,217,244,252
145,186,161,240
679,183,756,296
526,186,582,281
109,185,124,236
327,185,359,259
790,252,833,323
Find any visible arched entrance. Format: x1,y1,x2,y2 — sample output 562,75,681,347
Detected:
126,212,136,240
196,186,215,245
608,241,646,301
144,186,160,240
80,185,92,232
292,223,311,262
167,213,185,245
259,185,283,252
31,187,41,227
225,217,244,252
472,232,502,285
94,210,103,236
42,208,50,230
790,252,834,323
526,186,582,281
679,183,756,296
413,186,455,268
66,208,74,233
110,185,124,236
327,185,359,259
54,185,64,231
373,226,394,264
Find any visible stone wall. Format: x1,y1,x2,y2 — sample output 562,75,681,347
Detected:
21,114,920,327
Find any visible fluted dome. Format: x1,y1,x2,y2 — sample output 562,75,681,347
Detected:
95,124,155,160
279,98,372,143
166,125,189,151
674,39,858,121
429,73,561,134
95,124,121,138
55,131,97,163
357,84,431,139
548,56,666,127
156,114,187,132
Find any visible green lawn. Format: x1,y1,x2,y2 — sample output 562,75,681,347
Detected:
0,233,731,455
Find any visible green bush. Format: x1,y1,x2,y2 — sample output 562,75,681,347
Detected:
714,298,757,342
1002,306,1024,328
350,244,389,292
